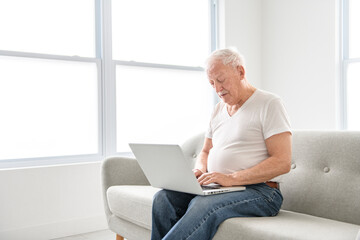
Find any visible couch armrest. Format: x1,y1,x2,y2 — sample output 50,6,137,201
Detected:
101,156,150,220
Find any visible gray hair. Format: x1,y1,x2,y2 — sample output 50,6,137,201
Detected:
206,48,246,69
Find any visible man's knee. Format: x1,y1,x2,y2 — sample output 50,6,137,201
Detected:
153,190,196,213
153,190,182,207
153,189,169,208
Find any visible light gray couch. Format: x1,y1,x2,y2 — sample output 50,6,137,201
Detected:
101,131,360,240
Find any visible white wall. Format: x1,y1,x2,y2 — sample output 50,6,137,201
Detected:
221,0,340,129
0,163,107,240
219,0,263,88
261,0,339,129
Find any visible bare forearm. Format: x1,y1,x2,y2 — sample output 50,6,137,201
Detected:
194,137,213,173
194,151,208,173
229,156,291,185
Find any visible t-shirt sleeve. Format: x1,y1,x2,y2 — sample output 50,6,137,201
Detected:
262,98,292,139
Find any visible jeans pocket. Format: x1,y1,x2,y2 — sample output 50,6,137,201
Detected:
265,189,283,216
254,184,283,216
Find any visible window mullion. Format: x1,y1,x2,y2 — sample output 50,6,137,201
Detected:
210,0,218,52
342,0,350,60
101,0,117,157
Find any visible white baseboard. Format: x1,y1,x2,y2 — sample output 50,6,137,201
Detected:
0,215,109,240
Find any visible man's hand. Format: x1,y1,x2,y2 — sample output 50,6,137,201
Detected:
192,168,205,178
197,172,234,187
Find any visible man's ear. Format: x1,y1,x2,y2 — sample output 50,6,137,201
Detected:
237,65,245,80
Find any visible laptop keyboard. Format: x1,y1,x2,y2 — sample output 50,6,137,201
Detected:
201,185,221,190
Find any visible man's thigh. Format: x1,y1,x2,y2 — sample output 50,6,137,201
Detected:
186,183,283,218
153,189,196,215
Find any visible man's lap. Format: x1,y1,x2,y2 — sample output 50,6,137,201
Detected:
152,183,283,240
154,183,283,218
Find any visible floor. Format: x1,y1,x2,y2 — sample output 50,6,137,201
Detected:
51,229,116,240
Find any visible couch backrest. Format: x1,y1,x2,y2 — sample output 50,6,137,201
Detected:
281,131,360,225
181,131,360,225
181,132,206,168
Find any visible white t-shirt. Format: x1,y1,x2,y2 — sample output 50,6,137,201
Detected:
206,89,291,182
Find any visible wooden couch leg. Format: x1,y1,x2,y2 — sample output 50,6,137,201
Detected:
116,234,124,240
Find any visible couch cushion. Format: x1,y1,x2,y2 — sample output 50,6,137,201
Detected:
214,210,360,240
107,185,359,239
107,185,160,229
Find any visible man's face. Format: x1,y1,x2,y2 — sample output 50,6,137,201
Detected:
207,60,244,105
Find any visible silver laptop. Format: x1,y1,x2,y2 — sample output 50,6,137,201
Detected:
129,143,246,195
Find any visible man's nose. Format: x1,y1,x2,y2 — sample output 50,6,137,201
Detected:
214,82,222,92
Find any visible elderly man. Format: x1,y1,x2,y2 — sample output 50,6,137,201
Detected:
151,49,292,240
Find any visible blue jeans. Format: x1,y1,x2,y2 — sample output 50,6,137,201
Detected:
151,183,283,240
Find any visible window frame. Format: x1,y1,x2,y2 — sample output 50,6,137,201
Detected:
340,0,360,129
0,0,218,169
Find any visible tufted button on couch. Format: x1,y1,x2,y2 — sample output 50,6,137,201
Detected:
101,131,360,240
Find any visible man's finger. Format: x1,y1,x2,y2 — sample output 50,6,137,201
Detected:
198,174,214,185
193,169,203,178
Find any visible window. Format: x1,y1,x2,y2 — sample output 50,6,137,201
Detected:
0,0,217,168
112,0,210,66
112,0,216,152
0,0,100,167
0,56,99,160
342,0,360,129
115,65,213,152
0,0,96,57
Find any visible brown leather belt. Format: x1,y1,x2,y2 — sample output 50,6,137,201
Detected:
265,181,280,189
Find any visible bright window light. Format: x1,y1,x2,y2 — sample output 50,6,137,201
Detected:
0,0,95,57
112,0,210,66
116,65,213,152
349,0,360,58
0,56,99,160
